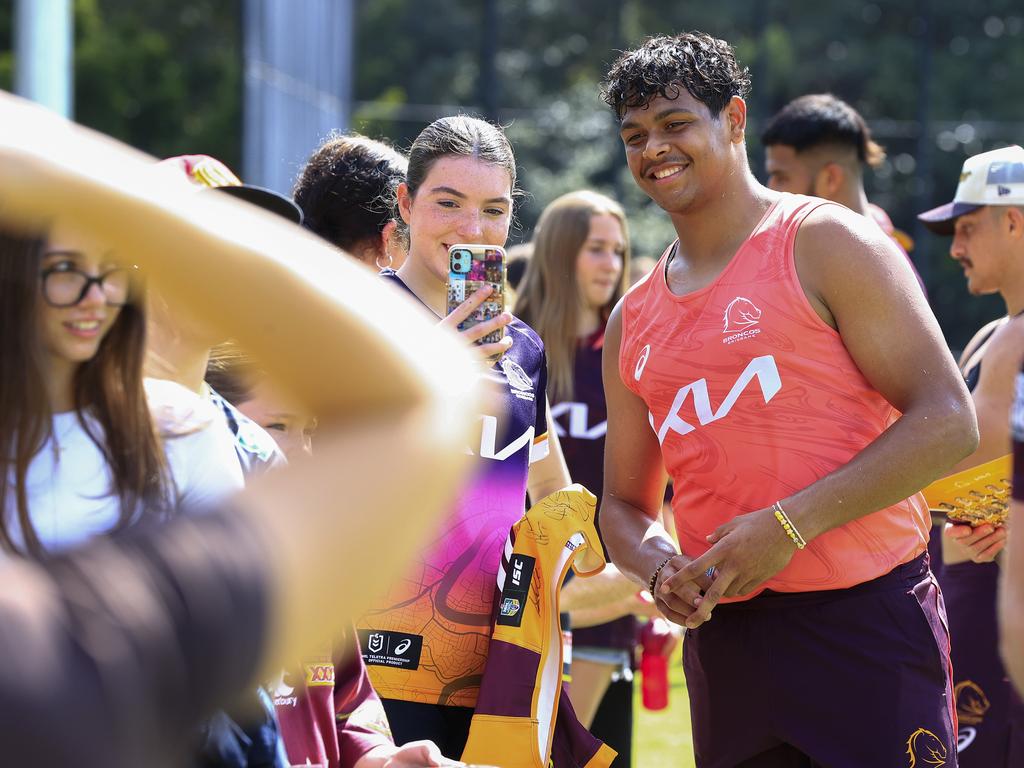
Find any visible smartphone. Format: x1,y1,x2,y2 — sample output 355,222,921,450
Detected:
446,244,507,344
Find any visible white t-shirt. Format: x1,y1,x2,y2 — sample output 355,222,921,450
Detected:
7,380,243,553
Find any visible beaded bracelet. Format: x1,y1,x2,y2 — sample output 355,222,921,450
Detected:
648,556,674,595
772,501,807,549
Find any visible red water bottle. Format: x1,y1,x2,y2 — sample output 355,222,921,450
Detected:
640,617,672,710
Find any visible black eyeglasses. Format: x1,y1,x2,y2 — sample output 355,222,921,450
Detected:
40,264,132,308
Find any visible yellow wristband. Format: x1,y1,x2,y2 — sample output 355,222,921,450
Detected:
772,501,807,549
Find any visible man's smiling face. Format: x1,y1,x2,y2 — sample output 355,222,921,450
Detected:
618,86,740,215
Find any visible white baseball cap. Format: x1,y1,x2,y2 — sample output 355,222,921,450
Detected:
918,144,1024,235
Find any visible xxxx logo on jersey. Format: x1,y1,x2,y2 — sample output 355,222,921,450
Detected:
305,662,335,687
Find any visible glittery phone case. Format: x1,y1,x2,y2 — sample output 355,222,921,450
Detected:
446,244,507,344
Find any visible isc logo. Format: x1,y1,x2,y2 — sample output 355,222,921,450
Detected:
511,558,525,587
650,356,782,444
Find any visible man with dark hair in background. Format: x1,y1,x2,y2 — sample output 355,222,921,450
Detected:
598,31,977,766
762,93,923,290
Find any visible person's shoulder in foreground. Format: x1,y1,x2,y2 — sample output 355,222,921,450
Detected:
0,504,270,768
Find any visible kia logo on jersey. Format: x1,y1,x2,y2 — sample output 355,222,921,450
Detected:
551,402,606,440
650,355,782,444
471,417,536,461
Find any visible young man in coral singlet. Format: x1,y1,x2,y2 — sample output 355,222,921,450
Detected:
598,32,978,767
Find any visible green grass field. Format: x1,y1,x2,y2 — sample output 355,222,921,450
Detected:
632,661,696,767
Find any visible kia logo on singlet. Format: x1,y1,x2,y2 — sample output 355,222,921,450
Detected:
723,297,761,332
649,355,782,444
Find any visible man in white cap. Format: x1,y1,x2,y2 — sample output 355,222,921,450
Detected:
918,143,1024,766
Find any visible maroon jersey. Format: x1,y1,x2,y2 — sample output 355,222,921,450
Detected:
274,635,392,768
551,326,638,652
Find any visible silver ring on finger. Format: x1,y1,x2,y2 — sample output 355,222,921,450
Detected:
705,566,717,580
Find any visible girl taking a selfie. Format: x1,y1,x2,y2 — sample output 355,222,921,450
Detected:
355,115,570,757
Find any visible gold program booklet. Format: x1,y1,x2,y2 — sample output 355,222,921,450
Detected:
921,454,1011,527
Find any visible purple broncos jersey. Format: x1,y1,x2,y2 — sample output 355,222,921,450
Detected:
358,270,550,708
554,326,638,653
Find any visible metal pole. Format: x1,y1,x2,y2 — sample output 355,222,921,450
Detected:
911,0,934,289
750,0,769,142
608,0,625,201
478,0,499,122
243,0,353,193
14,0,73,117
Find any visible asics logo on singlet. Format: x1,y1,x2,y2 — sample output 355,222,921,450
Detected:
551,402,606,440
649,355,781,444
635,344,651,380
471,416,536,461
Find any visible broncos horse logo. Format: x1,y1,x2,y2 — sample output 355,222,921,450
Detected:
906,728,949,767
954,680,990,725
723,296,762,333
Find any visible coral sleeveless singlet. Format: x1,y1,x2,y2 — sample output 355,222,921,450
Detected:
619,193,929,596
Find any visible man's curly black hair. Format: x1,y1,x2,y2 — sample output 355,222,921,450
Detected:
601,32,751,120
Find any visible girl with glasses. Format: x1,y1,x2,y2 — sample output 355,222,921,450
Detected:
0,90,481,768
1,219,243,558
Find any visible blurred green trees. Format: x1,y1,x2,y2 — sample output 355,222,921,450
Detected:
0,1,242,165
2,0,1022,346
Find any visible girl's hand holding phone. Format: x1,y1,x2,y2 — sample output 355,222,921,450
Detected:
440,284,513,364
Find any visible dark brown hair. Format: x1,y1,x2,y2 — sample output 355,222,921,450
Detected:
0,227,171,558
293,133,408,258
761,93,886,168
602,31,751,120
515,191,631,402
205,341,261,406
404,116,519,201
